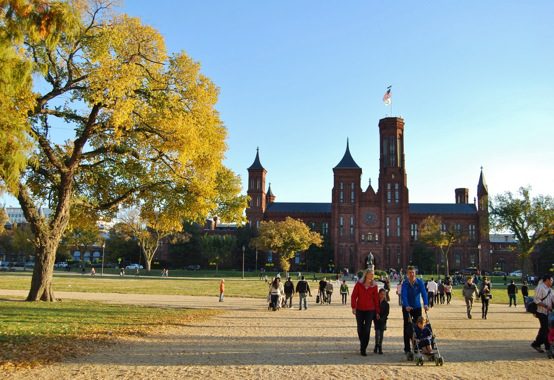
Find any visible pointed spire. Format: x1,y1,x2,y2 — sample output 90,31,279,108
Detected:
477,166,488,196
334,138,361,169
266,182,276,204
248,147,265,170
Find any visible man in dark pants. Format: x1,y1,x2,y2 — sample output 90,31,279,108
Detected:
507,280,518,307
401,266,429,359
531,274,553,353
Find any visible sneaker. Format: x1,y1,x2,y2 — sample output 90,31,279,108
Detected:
361,350,367,356
531,344,544,353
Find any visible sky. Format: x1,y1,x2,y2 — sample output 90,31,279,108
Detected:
3,0,554,208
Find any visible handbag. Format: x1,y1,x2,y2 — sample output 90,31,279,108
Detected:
526,290,551,315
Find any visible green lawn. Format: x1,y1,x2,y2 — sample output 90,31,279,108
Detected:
0,272,274,298
0,299,218,369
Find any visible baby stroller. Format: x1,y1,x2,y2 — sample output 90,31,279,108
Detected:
410,313,444,366
548,311,554,359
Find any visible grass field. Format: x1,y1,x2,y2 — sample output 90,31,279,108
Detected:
0,272,275,298
0,299,218,369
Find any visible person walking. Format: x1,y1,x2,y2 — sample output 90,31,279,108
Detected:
507,280,518,307
521,281,529,305
295,275,312,310
284,277,295,308
351,269,381,356
462,276,479,319
396,279,403,306
426,278,438,308
444,278,452,304
438,281,445,305
401,266,429,357
219,279,225,302
325,280,334,304
374,288,390,354
268,278,282,311
531,274,553,353
479,276,492,319
319,277,328,304
340,280,350,305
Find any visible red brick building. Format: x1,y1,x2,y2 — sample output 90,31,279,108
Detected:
246,117,491,273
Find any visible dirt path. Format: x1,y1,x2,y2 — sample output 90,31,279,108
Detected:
2,288,553,379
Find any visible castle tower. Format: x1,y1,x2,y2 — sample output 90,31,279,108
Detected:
378,117,410,269
332,139,362,271
266,183,276,205
455,188,469,204
477,167,490,270
246,148,267,229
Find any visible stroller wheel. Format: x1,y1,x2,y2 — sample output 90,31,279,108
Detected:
416,357,424,366
438,357,445,366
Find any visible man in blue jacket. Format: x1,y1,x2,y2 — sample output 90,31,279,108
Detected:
401,266,429,358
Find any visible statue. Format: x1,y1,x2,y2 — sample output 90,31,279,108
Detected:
366,252,375,270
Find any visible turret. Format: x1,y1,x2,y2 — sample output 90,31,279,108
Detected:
246,148,267,229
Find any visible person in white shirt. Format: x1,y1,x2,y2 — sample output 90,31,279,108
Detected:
531,274,553,353
426,278,438,308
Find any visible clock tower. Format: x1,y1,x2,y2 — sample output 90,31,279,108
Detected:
378,117,410,269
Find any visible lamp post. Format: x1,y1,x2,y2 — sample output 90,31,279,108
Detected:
255,249,258,274
242,245,245,279
101,242,105,277
477,244,481,273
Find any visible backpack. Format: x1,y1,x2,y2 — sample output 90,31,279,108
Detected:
284,281,294,294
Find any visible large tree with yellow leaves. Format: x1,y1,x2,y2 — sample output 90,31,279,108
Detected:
0,0,246,301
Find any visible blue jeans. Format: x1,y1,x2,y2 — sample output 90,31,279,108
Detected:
299,293,308,309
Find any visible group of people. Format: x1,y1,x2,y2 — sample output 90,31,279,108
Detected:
242,267,554,358
266,275,353,311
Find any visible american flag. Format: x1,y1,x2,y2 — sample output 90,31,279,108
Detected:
383,86,392,105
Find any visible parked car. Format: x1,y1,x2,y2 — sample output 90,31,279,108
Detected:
24,261,35,269
460,267,478,275
0,262,11,271
54,262,69,268
125,264,144,270
185,264,201,271
491,271,507,276
509,270,522,277
10,262,25,271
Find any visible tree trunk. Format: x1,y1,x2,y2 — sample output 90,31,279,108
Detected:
26,241,58,301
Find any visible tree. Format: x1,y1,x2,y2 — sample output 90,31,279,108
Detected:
419,216,464,277
200,234,235,273
250,217,323,272
118,208,187,272
490,187,554,275
0,1,247,300
11,223,35,262
61,205,101,263
411,242,436,275
0,208,7,234
105,222,141,264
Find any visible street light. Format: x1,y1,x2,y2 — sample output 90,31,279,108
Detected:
477,244,481,272
242,245,245,279
101,242,105,276
255,249,258,274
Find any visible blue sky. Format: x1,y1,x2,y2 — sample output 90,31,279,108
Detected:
3,1,553,208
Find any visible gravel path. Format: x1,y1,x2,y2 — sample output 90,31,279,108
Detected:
2,288,553,379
